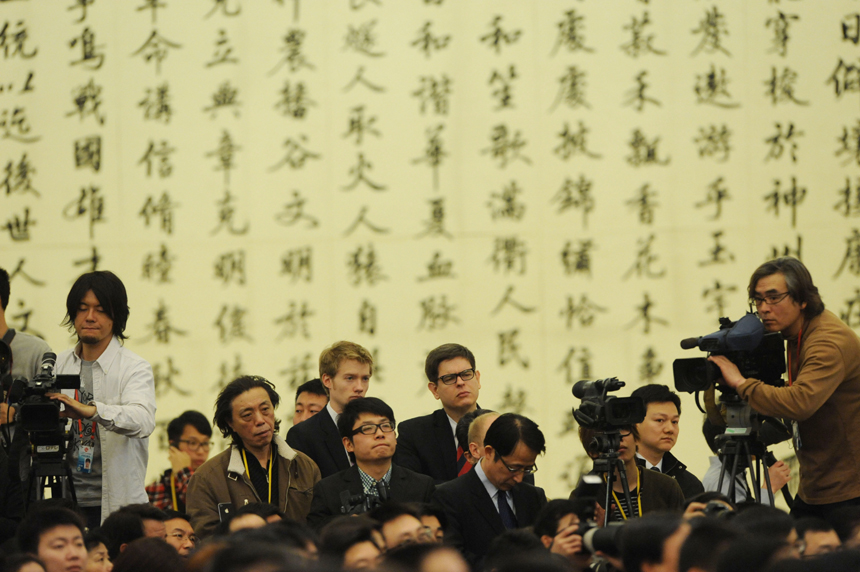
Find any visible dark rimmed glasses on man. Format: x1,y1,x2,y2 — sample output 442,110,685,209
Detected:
498,456,538,475
351,421,396,436
437,368,476,385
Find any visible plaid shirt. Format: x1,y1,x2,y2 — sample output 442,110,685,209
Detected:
358,464,392,497
146,467,193,511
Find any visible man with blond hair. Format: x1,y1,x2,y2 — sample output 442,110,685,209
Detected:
287,341,374,478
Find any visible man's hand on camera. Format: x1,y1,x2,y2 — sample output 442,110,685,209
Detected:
550,524,584,558
707,355,746,389
0,403,15,426
683,501,708,519
768,461,791,492
49,393,97,419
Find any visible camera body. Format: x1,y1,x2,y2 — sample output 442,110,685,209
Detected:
673,314,786,394
16,353,81,434
572,377,645,431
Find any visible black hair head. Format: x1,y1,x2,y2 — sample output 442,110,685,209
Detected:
213,375,281,445
630,384,682,415
167,410,213,443
63,271,130,340
0,267,9,310
17,507,86,554
424,343,476,383
484,412,545,458
337,397,395,440
294,378,327,401
748,257,824,320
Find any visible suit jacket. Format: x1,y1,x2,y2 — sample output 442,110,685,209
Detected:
636,451,704,500
306,463,436,530
432,467,547,567
287,411,351,479
394,409,458,484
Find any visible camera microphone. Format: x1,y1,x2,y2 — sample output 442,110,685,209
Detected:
680,338,700,350
38,352,57,378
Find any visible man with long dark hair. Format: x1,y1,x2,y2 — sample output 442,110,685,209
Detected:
51,271,156,529
710,257,860,520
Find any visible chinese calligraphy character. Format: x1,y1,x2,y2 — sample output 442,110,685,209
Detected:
836,120,860,167
212,190,249,235
413,75,451,115
703,279,737,319
834,229,860,278
345,20,385,57
765,10,798,57
0,20,37,59
344,205,390,236
3,208,34,241
142,300,188,344
206,29,239,66
498,331,529,369
280,353,313,391
412,125,447,190
69,27,105,69
214,250,246,285
694,65,740,108
489,65,517,110
281,247,312,282
843,13,860,45
139,82,172,123
343,105,380,145
152,357,188,398
6,258,45,286
560,240,593,277
347,243,387,286
491,285,536,316
694,124,732,162
489,236,527,275
139,192,178,235
626,129,670,166
626,292,668,334
411,21,450,58
214,305,252,343
639,347,663,383
270,28,315,76
67,79,105,124
68,0,95,24
624,71,661,112
74,136,101,172
623,234,666,279
343,154,386,191
764,122,803,163
552,176,594,227
487,181,526,221
483,124,531,167
554,122,601,160
275,190,319,228
276,80,315,118
203,80,241,118
764,177,806,228
764,66,808,106
626,184,659,224
131,30,182,74
141,244,175,284
138,140,175,178
839,289,860,328
698,230,735,266
621,12,666,58
2,153,37,197
695,177,731,220
558,347,592,387
551,66,589,111
827,58,860,101
343,66,384,93
559,294,606,329
417,251,455,282
274,301,314,339
62,186,105,238
73,246,101,272
416,198,450,239
206,130,242,185
205,0,241,18
418,295,459,330
359,299,376,335
551,9,593,55
691,7,731,57
835,178,860,218
481,15,521,55
269,135,321,171
496,386,528,414
767,235,802,261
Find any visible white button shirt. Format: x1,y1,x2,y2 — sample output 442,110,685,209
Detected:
58,336,156,524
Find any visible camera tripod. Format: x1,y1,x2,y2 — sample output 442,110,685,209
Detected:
24,430,77,510
591,432,636,526
715,429,774,506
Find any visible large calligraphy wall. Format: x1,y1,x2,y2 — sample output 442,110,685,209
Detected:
3,0,860,499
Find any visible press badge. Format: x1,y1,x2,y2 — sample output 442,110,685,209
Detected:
77,444,94,473
791,420,802,451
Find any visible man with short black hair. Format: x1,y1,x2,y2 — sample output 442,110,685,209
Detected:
162,509,197,558
368,502,430,549
630,384,704,499
710,257,860,520
307,397,435,530
432,412,548,566
288,341,374,478
293,379,329,426
50,271,156,528
117,503,168,539
16,506,88,572
794,517,841,558
147,410,213,511
187,375,320,538
395,343,482,484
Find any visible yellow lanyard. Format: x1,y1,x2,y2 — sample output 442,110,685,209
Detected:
606,467,642,520
169,471,178,511
241,448,273,504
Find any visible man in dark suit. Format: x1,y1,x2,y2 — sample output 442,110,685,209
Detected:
287,341,373,478
307,397,435,530
394,343,481,484
432,413,548,567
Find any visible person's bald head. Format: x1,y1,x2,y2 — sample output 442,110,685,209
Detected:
467,412,500,463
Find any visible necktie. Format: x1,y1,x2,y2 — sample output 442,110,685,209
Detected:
497,489,518,529
650,466,661,473
456,446,473,476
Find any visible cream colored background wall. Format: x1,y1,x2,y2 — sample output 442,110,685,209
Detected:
2,0,859,501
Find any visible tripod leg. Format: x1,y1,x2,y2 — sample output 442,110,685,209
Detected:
743,442,759,504
761,450,775,507
617,461,636,519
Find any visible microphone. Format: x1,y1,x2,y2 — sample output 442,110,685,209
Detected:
680,338,700,350
39,352,57,377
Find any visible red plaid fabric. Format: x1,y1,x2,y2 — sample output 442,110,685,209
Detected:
146,467,193,511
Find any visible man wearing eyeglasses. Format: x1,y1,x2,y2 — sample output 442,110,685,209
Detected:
147,410,213,512
432,412,547,568
306,397,435,530
394,343,482,484
709,257,860,521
